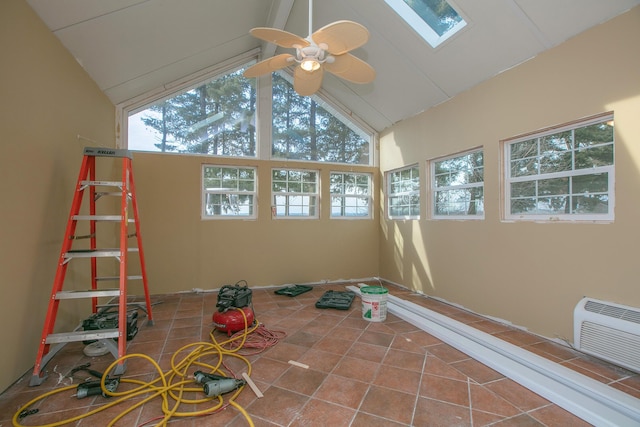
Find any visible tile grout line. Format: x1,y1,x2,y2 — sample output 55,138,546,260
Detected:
410,345,430,427
385,291,640,427
467,377,474,426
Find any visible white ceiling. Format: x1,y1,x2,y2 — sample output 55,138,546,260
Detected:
26,0,639,133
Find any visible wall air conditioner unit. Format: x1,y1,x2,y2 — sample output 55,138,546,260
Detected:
574,297,640,373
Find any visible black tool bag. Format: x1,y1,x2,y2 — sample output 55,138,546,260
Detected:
82,310,138,344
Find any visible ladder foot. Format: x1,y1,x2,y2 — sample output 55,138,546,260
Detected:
112,362,127,376
99,339,127,376
29,373,47,387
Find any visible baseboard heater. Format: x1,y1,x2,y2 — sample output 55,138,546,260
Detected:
575,297,640,374
346,286,640,427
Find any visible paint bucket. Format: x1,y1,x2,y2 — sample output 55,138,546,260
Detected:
361,286,388,322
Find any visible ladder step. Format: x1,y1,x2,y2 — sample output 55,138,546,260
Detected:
55,289,121,300
80,180,123,188
96,191,131,198
65,248,139,260
97,301,148,310
83,147,132,159
46,329,119,344
96,275,143,281
72,215,135,222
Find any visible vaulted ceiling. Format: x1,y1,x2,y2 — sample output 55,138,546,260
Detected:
26,0,639,133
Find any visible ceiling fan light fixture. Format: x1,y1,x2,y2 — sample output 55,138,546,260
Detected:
301,59,321,72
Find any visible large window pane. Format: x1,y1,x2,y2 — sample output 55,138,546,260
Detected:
129,67,256,157
271,74,371,165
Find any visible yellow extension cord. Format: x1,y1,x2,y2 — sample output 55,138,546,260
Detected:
13,309,260,427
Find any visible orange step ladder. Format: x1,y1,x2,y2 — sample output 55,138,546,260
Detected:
30,147,154,386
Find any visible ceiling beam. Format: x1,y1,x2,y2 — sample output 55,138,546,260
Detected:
263,0,295,58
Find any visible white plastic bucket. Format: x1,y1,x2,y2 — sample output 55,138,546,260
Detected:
361,286,388,322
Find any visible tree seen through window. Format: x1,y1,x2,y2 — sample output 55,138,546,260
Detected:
129,68,257,157
271,73,370,165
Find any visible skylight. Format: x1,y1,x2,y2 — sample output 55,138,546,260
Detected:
384,0,466,47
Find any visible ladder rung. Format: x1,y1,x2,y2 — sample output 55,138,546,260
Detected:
96,302,148,311
96,191,130,198
55,289,121,300
96,301,153,316
96,275,143,281
73,215,134,222
65,248,139,260
46,329,119,344
83,147,132,159
70,233,96,240
80,180,123,188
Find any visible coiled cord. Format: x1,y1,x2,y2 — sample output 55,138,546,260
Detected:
12,307,281,427
216,323,286,355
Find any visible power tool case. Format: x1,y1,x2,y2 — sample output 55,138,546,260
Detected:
82,310,138,343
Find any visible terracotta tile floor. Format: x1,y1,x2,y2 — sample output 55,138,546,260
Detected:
2,282,639,426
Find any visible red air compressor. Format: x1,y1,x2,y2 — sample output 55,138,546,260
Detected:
212,282,255,335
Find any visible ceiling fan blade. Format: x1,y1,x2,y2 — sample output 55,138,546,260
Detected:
312,20,369,55
243,54,295,78
294,66,324,96
324,53,375,84
250,27,310,49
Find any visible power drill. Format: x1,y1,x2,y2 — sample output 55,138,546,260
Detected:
74,378,119,399
70,363,119,399
193,371,245,397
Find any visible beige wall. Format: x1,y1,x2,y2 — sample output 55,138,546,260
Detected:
0,0,115,391
132,153,380,293
379,7,640,341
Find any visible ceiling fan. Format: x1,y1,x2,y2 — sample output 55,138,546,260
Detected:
243,0,375,96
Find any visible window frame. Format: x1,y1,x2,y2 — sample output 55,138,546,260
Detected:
502,112,615,223
329,171,373,219
387,164,421,220
271,168,320,219
429,147,484,220
201,165,258,220
116,52,378,168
